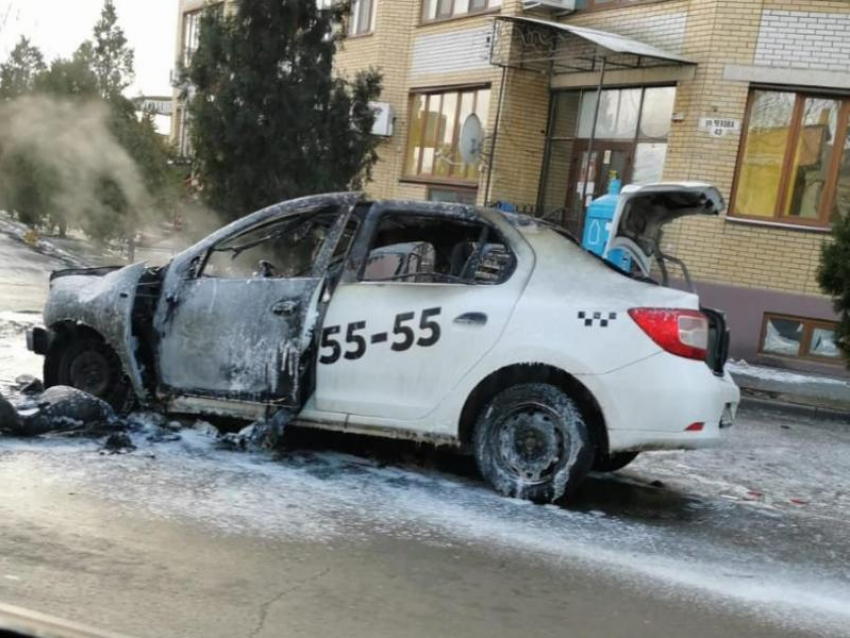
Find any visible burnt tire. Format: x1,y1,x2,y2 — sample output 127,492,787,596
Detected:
593,451,640,473
473,383,594,504
44,337,133,414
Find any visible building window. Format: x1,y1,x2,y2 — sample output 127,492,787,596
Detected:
182,4,224,67
320,0,375,34
404,86,491,184
538,86,676,232
732,89,850,227
760,314,843,362
421,0,501,22
428,186,478,205
575,0,643,9
349,0,375,34
182,9,203,67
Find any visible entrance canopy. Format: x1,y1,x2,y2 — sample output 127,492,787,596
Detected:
490,15,695,75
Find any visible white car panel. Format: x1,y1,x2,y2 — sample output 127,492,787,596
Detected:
581,353,739,452
311,218,740,443
315,211,535,423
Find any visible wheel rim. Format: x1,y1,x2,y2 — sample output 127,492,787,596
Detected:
492,402,571,486
68,350,111,397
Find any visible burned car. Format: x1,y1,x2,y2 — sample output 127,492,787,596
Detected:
27,185,739,502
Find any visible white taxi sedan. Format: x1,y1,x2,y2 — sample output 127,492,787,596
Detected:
28,183,739,502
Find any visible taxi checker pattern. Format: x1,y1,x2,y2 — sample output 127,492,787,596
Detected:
578,311,618,328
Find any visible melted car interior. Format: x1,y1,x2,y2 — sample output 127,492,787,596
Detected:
202,208,342,279
359,213,515,285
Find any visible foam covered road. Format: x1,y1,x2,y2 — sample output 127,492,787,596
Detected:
0,400,848,638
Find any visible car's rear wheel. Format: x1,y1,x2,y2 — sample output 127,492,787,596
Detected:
593,451,640,473
45,337,133,413
473,383,594,503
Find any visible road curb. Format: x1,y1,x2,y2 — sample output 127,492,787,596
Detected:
739,394,850,424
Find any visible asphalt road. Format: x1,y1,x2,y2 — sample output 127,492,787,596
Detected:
0,407,848,638
1,225,848,638
0,229,67,314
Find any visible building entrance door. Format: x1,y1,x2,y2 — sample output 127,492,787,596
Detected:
565,142,633,235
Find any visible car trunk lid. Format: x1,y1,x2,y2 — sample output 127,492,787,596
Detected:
605,182,724,282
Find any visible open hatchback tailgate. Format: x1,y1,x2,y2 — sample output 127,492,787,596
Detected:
604,182,724,279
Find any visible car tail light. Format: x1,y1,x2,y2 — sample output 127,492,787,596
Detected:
628,308,709,361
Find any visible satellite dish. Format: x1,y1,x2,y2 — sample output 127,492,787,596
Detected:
459,114,484,164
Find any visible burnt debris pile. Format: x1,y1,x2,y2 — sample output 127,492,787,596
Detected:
0,380,123,438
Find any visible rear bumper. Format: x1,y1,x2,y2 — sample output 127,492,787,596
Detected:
26,326,49,355
607,420,732,452
581,353,740,454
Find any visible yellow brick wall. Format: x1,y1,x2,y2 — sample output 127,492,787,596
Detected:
486,68,551,207
334,0,419,200
334,0,534,205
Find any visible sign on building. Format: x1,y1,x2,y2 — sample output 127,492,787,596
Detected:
698,117,741,138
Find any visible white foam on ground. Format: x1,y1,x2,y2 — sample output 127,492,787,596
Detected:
0,312,43,389
1,428,848,637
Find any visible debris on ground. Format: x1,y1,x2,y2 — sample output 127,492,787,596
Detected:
8,385,121,437
14,374,43,395
217,409,292,451
145,429,182,443
217,423,256,450
101,432,136,454
0,392,22,432
193,420,221,438
127,412,183,443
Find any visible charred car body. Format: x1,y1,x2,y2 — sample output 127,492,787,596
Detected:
28,185,740,502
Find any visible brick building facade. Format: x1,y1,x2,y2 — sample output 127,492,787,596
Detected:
172,0,849,374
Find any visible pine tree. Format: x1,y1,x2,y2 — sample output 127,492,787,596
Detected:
0,37,46,99
0,148,60,228
34,48,100,99
90,0,135,100
186,0,383,219
818,215,850,367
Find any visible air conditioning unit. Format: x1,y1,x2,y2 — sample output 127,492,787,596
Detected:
370,102,394,137
522,0,576,11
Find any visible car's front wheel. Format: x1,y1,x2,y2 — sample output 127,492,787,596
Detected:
45,337,133,413
473,383,594,503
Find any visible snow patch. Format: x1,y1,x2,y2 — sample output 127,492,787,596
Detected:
728,359,848,386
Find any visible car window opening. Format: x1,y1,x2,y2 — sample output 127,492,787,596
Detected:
203,208,341,279
361,214,515,285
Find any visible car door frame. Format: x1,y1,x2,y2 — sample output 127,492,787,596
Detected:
152,193,362,411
